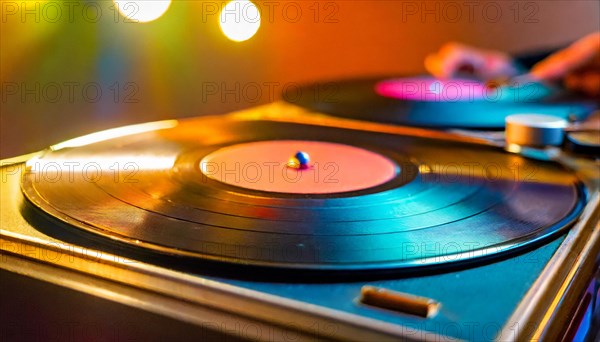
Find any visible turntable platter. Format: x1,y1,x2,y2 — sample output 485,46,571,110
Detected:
21,116,585,271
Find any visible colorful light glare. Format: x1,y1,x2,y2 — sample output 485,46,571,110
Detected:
220,0,261,42
112,0,172,23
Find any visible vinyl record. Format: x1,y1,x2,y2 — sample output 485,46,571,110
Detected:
21,116,585,271
283,76,596,129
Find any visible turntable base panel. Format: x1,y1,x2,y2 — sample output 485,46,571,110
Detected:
1,161,564,341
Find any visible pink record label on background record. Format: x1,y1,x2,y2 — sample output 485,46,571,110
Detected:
375,77,488,101
199,140,398,194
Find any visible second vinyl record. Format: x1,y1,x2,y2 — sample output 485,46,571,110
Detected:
283,76,596,129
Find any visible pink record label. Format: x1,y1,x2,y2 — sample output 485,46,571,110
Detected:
200,140,398,194
375,77,488,102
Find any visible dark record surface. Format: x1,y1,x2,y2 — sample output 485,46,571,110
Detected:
283,76,597,129
21,116,585,271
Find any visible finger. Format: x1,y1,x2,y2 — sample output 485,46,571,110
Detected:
530,32,600,80
425,53,469,79
425,43,486,79
425,42,518,80
565,72,600,97
425,49,466,79
424,54,446,78
439,44,487,78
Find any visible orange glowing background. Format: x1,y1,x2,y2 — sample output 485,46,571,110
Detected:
1,0,598,157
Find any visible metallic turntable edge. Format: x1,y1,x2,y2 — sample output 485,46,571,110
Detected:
2,102,599,340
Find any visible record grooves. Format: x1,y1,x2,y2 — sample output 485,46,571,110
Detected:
21,118,586,272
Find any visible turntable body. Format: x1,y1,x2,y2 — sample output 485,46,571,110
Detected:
1,101,599,341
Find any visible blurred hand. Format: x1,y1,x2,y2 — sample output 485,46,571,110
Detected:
530,32,599,97
424,42,519,80
425,32,600,97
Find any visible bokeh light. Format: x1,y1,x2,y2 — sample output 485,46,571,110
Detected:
220,0,261,42
112,0,172,23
